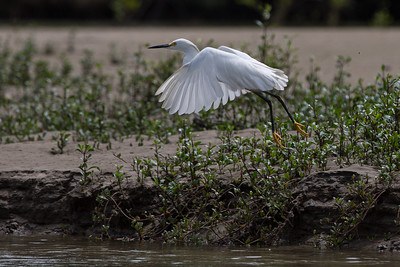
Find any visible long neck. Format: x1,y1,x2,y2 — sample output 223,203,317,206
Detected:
182,45,199,65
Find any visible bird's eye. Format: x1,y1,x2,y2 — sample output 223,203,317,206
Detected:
169,41,177,47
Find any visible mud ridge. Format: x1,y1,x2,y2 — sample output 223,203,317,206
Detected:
0,167,399,250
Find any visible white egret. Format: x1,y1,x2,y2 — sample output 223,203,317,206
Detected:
148,38,307,147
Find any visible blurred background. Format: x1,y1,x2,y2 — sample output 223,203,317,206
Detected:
0,0,398,84
0,0,398,26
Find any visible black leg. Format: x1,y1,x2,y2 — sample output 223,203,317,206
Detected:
253,91,284,147
265,91,295,123
264,91,308,138
253,91,275,133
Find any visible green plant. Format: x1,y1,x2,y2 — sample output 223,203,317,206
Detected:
326,176,387,247
51,131,71,154
76,143,99,184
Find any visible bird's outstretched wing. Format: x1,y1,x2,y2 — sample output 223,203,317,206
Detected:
217,46,288,90
156,47,288,115
156,48,224,115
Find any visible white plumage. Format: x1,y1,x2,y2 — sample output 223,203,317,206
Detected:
150,38,288,115
149,38,307,147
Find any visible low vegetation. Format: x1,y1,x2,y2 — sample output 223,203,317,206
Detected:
0,26,398,247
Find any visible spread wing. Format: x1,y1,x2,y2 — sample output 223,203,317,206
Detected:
155,48,224,115
217,46,288,91
156,47,288,115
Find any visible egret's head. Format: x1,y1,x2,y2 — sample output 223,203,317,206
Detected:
148,38,198,53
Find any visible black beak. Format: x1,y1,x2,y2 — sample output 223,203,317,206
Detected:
148,43,171,49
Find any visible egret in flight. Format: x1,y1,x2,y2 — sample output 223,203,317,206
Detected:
148,38,307,147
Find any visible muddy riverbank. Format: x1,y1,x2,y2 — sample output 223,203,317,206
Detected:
0,130,399,251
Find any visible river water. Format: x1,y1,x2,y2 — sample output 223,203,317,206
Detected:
0,236,400,266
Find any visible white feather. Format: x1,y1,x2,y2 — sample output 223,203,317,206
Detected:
153,40,288,115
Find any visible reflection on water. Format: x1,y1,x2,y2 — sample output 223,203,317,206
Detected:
0,236,399,266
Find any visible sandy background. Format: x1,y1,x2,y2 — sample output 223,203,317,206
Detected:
0,26,399,84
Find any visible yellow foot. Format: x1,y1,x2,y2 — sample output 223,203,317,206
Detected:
273,132,284,148
294,121,309,138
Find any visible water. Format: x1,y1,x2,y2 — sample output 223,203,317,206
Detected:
0,236,399,266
